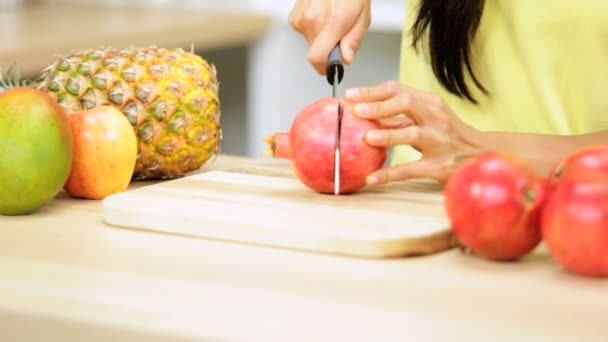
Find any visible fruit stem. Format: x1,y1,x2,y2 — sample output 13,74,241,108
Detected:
263,132,291,159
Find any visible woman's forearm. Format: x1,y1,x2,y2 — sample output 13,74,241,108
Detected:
478,130,608,176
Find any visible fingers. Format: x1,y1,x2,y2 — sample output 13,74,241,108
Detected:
307,10,367,74
340,6,370,64
289,0,370,75
345,80,404,102
289,0,331,74
351,87,417,120
377,115,414,129
365,125,420,148
366,160,437,185
307,26,346,75
289,0,318,36
347,81,441,125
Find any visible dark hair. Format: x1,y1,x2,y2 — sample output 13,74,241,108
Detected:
410,0,487,104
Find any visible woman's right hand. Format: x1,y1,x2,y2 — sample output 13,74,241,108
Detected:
288,0,371,75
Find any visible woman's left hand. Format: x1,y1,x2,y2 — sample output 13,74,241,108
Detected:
345,81,483,185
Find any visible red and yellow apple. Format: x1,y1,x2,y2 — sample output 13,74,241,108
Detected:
64,106,137,200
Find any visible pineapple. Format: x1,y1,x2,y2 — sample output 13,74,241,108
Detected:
35,45,222,180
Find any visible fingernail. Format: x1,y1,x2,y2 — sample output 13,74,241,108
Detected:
354,103,371,116
367,175,379,185
366,130,383,144
345,88,360,100
345,47,354,63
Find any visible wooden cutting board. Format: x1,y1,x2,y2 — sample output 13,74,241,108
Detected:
101,164,456,258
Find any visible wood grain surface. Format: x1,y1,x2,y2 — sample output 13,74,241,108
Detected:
102,165,457,258
0,155,607,341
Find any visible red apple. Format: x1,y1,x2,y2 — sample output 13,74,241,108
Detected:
64,106,137,200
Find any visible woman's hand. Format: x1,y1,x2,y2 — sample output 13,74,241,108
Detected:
288,0,371,75
345,81,483,185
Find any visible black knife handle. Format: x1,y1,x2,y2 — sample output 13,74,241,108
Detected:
326,44,344,85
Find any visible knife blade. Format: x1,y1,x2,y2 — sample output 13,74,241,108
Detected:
326,44,344,195
333,95,343,195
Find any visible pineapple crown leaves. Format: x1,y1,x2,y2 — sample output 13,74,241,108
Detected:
0,62,36,92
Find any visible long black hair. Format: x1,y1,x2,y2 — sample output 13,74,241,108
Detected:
410,0,487,104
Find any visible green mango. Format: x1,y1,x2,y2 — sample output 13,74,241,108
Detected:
0,87,73,215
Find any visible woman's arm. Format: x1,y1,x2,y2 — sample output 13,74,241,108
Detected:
346,81,608,184
480,131,608,177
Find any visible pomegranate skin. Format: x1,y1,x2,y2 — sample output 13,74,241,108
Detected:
265,97,387,194
548,145,608,189
541,181,608,277
444,151,547,261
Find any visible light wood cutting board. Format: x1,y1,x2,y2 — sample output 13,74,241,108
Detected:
101,165,456,258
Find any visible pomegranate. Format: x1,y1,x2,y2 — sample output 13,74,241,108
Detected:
541,180,608,277
548,145,608,188
264,97,387,194
444,151,548,261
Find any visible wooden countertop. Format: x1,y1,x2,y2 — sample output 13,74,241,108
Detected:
0,155,607,341
0,3,272,76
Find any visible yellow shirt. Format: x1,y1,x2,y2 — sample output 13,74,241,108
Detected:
393,0,608,165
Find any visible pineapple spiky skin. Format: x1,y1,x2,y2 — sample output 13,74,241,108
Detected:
35,46,222,180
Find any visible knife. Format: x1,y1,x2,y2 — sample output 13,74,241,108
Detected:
326,44,344,195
